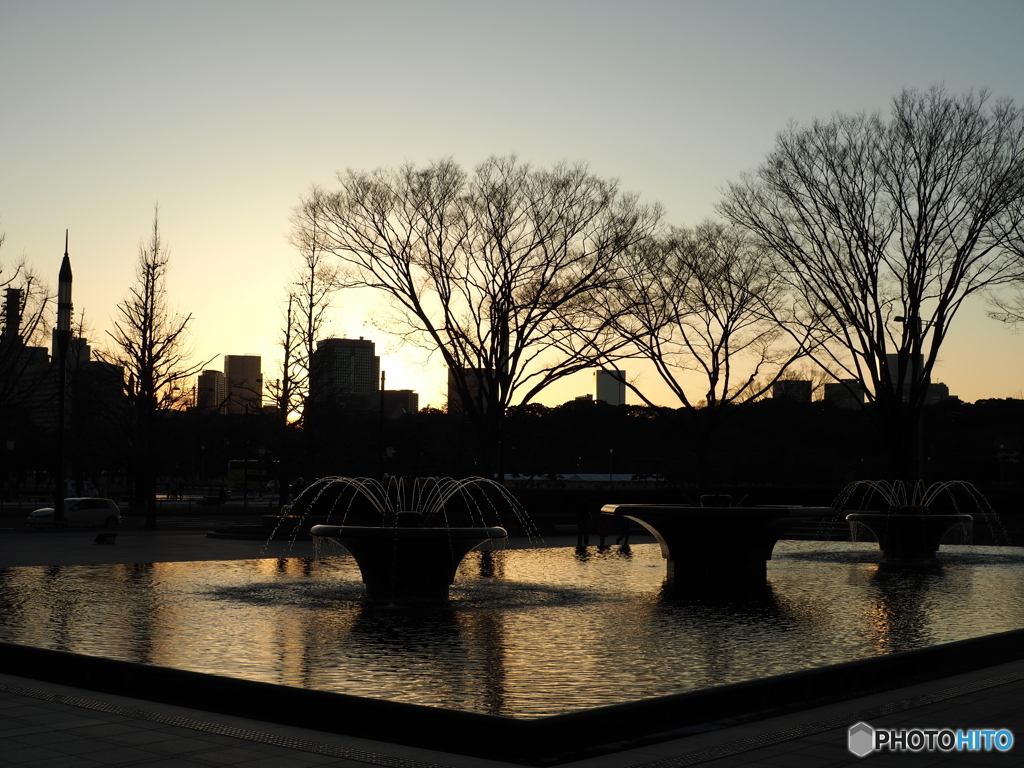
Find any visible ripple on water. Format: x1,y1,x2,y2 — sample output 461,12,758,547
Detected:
0,541,1022,717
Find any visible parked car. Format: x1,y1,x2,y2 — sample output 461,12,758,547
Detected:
27,498,121,530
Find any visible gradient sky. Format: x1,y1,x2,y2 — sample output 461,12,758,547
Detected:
3,0,1024,408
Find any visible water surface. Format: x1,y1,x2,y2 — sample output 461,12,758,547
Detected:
1,541,1022,717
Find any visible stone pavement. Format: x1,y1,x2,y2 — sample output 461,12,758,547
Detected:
1,528,1023,767
4,659,1024,767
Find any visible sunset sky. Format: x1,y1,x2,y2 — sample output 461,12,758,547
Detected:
3,0,1024,408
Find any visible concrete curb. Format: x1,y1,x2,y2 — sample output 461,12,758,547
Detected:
3,626,1024,765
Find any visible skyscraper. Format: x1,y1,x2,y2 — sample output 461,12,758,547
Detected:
772,379,812,403
381,389,420,419
447,367,487,414
885,353,926,403
594,369,627,406
197,369,228,413
2,287,21,347
824,380,866,409
224,354,262,414
309,337,380,410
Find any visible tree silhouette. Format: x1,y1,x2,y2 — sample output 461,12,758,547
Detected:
0,231,53,410
602,221,810,487
99,209,208,527
721,87,1024,478
281,196,341,424
295,156,661,475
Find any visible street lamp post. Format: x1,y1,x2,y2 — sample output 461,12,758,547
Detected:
53,232,73,528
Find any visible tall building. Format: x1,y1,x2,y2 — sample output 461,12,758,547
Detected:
595,369,626,406
309,338,380,410
773,379,812,403
926,382,955,405
196,369,228,413
824,380,865,409
447,367,487,414
2,288,22,347
68,336,91,366
224,354,262,414
382,389,419,419
885,353,926,403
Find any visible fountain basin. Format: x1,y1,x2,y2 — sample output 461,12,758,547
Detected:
311,523,506,601
845,511,973,561
601,504,832,591
3,542,1024,762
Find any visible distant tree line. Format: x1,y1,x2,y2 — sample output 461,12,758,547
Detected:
8,393,1023,504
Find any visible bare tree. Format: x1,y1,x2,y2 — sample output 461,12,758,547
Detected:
99,208,209,528
605,221,809,486
263,210,341,503
989,289,1024,328
721,87,1024,478
0,232,54,409
0,233,54,500
267,295,302,420
285,192,341,422
263,294,303,505
295,156,662,475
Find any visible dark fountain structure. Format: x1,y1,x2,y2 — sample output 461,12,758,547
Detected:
838,480,978,561
602,497,833,592
312,512,506,601
298,476,514,602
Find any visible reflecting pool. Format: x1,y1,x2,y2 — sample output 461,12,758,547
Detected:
1,541,1022,717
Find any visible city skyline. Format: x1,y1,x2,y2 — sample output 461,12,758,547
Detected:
4,2,1024,408
192,339,422,414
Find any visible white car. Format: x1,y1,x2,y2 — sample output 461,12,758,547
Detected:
27,498,121,530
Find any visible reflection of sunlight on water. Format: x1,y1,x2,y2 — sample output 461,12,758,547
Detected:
0,541,1022,717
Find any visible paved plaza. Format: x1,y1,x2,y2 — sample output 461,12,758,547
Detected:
1,525,1023,767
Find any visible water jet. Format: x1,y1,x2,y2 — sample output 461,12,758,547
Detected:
289,476,517,601
839,480,981,561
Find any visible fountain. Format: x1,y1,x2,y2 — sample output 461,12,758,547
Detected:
2,477,1021,762
601,499,834,592
838,480,981,561
291,476,517,601
3,539,1024,763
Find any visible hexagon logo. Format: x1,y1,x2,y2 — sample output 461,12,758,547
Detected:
848,721,875,757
